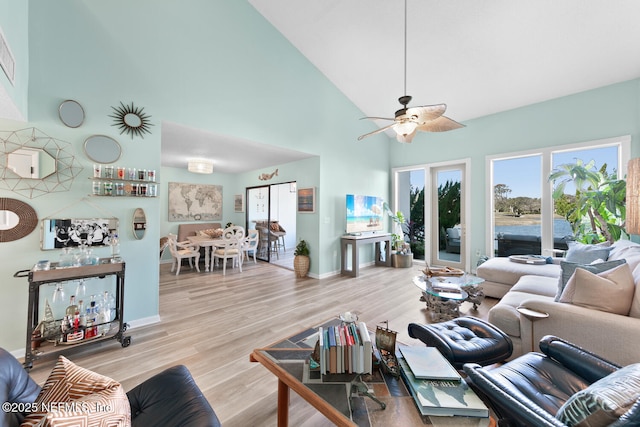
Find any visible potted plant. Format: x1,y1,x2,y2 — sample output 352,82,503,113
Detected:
384,203,412,268
294,239,310,277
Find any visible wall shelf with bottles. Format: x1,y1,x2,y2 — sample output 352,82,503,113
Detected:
91,164,159,197
15,259,130,370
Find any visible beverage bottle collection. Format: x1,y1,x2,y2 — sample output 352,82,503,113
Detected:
60,291,115,343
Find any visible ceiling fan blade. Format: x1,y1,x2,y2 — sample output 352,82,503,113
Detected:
357,122,398,141
416,115,465,132
360,116,396,122
405,104,447,122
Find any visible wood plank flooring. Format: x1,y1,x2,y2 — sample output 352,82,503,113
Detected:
27,260,497,427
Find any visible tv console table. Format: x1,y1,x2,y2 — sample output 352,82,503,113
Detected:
340,233,391,277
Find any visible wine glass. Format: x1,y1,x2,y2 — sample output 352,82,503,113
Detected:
75,280,86,300
51,282,66,319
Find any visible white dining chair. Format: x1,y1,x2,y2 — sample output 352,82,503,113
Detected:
243,229,259,264
212,226,245,275
167,233,200,275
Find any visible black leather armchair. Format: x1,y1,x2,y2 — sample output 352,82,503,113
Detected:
0,348,221,427
463,336,640,427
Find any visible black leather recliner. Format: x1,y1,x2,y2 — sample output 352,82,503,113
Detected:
0,348,221,427
463,335,640,427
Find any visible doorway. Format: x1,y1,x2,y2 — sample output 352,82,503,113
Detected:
430,162,468,271
246,182,296,268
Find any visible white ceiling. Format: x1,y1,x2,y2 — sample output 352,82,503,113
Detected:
164,0,640,172
249,0,640,123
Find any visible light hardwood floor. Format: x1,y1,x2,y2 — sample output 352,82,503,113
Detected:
27,260,497,427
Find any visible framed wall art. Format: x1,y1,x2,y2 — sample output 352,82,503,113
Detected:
234,194,245,213
297,187,316,213
168,182,222,221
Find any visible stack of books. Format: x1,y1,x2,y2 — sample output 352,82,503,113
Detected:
318,322,372,375
398,346,489,418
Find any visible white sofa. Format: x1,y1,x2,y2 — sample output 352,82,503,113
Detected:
486,239,640,366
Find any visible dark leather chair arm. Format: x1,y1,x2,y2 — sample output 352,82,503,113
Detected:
464,362,566,427
538,335,620,383
0,348,41,427
127,365,221,427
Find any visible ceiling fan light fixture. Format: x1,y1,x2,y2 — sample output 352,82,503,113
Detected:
187,158,214,174
395,121,417,136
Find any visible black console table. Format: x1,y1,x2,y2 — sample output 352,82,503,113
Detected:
340,233,391,277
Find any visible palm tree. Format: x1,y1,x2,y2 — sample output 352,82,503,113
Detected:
549,159,626,244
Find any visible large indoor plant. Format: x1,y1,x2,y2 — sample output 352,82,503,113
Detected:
549,159,626,244
294,239,310,277
383,203,412,267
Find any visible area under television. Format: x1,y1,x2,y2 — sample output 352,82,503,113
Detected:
345,194,384,234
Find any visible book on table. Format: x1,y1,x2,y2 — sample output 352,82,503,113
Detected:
318,323,372,375
399,346,461,381
399,357,489,418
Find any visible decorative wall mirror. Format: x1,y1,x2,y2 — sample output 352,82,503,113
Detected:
58,100,85,128
7,148,56,179
41,218,119,250
109,102,153,139
0,198,38,242
84,135,121,164
0,127,82,199
132,208,146,240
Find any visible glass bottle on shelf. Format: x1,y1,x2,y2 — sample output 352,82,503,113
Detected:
110,234,120,262
65,295,78,319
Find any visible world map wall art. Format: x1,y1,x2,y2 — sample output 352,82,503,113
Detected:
168,182,222,221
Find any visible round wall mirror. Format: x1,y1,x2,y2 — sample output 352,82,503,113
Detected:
133,208,146,240
0,198,38,242
7,148,56,179
84,135,122,164
59,100,85,128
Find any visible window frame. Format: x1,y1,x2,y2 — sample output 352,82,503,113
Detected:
485,135,630,257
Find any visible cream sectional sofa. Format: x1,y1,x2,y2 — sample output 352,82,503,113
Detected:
485,239,640,366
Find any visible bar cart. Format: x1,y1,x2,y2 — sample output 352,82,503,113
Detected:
15,259,130,370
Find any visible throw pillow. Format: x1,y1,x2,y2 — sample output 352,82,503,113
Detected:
565,241,612,264
556,363,640,427
554,259,626,302
558,263,635,315
21,356,130,427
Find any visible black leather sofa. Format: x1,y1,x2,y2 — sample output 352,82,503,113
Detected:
464,336,640,427
0,348,221,427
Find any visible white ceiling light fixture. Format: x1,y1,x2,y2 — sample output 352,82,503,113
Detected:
357,0,464,143
187,158,214,174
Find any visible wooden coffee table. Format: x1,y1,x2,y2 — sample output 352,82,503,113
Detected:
250,319,496,427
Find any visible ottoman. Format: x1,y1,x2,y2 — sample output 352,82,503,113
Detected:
407,316,513,369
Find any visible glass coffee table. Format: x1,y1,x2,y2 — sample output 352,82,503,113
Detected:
413,275,485,321
250,318,495,427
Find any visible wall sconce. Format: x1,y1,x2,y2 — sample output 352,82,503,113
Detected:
187,159,213,174
627,158,640,235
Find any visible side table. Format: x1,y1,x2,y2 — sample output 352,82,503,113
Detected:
516,306,549,352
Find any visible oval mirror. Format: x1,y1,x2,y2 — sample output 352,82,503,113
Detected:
0,210,19,230
59,100,85,128
84,135,121,164
7,148,56,179
132,208,146,240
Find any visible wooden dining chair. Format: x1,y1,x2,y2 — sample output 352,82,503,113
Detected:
212,226,245,274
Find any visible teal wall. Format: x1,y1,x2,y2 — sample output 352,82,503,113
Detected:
0,0,29,116
0,0,388,352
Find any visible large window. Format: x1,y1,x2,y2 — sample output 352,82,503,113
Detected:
488,136,630,257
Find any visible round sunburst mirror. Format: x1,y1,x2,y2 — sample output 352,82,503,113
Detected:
109,102,153,139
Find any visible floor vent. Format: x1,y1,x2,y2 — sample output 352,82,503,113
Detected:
0,26,16,85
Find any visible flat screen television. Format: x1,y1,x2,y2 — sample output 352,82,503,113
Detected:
346,194,384,234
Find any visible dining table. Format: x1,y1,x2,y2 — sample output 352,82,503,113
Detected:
187,235,223,272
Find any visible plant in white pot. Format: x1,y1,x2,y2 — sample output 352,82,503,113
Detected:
294,239,310,277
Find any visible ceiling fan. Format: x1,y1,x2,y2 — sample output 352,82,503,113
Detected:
357,0,464,143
